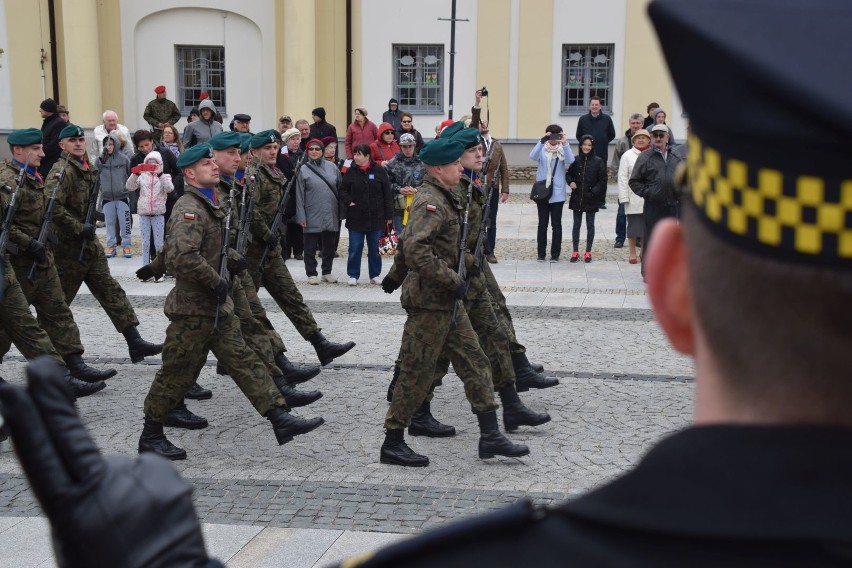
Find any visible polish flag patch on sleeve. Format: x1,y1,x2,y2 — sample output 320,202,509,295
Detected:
184,213,196,220
426,204,437,212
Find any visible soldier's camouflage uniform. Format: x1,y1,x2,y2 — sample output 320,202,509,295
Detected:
0,159,87,359
384,173,497,431
245,158,321,339
46,152,139,333
142,97,181,142
143,185,286,422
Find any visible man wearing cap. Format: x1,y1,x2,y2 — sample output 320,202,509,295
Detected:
629,123,682,277
308,107,338,145
232,114,252,134
138,142,324,460
277,115,293,134
38,98,65,177
379,136,529,467
246,130,356,366
143,85,181,143
0,127,117,388
46,124,164,367
385,132,424,234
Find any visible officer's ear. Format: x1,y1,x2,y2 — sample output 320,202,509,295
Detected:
645,219,695,356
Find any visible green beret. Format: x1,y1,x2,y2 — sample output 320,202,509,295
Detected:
419,138,465,166
445,125,481,149
176,143,214,168
209,131,242,150
250,129,281,149
239,133,252,154
58,124,85,140
7,128,42,146
439,121,464,139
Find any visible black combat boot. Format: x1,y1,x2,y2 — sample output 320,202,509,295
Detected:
477,411,530,459
185,383,212,400
123,326,163,363
498,385,551,432
275,352,321,385
380,428,429,467
138,417,187,460
511,353,558,392
408,400,456,437
65,374,106,398
216,362,228,376
529,361,545,374
266,406,324,445
0,377,7,442
162,401,209,430
387,363,400,402
307,331,355,366
272,376,323,407
63,353,117,383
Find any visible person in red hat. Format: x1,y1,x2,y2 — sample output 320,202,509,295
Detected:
143,85,181,143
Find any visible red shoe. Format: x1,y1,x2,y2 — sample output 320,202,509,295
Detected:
628,257,638,264
584,252,592,263
570,252,580,263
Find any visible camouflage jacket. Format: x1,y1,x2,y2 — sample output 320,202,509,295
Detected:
0,160,50,265
248,159,287,250
143,98,181,129
163,186,233,318
399,174,464,311
46,152,103,260
384,152,425,210
451,173,488,299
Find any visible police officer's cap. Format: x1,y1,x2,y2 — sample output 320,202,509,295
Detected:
58,124,85,140
419,138,465,166
233,113,251,122
176,143,214,168
239,133,252,154
7,128,42,146
445,125,481,149
209,131,242,150
250,129,281,149
650,0,852,269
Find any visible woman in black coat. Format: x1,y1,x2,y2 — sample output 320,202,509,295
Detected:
567,135,607,262
339,144,394,285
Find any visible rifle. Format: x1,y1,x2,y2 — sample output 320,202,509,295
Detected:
258,151,307,271
450,183,473,326
213,182,236,332
0,158,29,258
77,149,108,263
28,155,70,283
234,161,257,263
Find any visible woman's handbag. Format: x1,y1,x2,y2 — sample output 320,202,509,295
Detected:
378,221,398,255
530,157,560,203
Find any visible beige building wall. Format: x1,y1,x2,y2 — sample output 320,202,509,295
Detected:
5,0,54,129
475,0,510,140
54,0,102,128
622,0,673,128
96,0,123,121
282,0,317,123
515,0,552,140
314,0,348,131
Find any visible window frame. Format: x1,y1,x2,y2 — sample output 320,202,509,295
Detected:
560,44,615,116
392,44,444,115
175,45,227,116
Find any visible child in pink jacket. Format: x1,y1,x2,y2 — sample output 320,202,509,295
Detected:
126,151,173,270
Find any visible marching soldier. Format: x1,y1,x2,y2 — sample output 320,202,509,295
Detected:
245,129,356,367
380,137,529,467
138,143,324,461
0,127,116,389
45,124,163,365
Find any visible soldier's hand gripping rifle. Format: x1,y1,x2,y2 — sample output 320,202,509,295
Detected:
213,183,236,332
258,151,307,271
450,184,473,326
28,155,70,283
0,158,29,258
234,161,257,263
77,148,108,263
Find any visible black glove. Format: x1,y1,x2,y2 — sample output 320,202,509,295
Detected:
80,223,96,240
136,265,159,282
468,263,481,279
266,233,279,249
454,282,467,300
27,239,46,261
234,256,247,275
213,277,229,303
381,275,400,294
0,357,214,568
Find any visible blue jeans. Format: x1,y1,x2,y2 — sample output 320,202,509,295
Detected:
392,213,404,236
103,199,131,248
347,228,383,279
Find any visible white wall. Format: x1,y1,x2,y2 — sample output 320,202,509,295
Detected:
359,0,479,138
0,0,13,129
120,1,276,134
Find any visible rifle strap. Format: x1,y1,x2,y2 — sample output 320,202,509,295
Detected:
304,162,338,196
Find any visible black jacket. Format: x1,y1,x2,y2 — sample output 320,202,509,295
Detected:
575,112,616,164
566,152,606,213
39,113,66,177
339,162,393,232
308,121,338,143
628,148,681,207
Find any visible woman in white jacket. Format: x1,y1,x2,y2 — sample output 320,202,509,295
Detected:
617,129,651,264
126,151,174,269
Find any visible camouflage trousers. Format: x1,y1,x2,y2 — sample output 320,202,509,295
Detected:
385,307,497,430
54,242,138,333
238,270,287,354
219,274,281,378
0,261,64,365
247,245,319,340
483,262,525,355
144,312,286,422
0,256,84,358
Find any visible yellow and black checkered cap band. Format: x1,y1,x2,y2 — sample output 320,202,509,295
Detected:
688,135,852,268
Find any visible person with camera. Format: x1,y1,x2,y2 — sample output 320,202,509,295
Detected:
529,125,574,262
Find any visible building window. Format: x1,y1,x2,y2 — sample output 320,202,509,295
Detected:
175,45,226,115
393,45,443,113
561,44,614,114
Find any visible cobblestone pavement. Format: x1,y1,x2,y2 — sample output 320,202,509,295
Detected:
0,188,696,566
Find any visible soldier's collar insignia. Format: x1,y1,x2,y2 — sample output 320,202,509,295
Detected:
426,204,437,212
184,213,196,220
